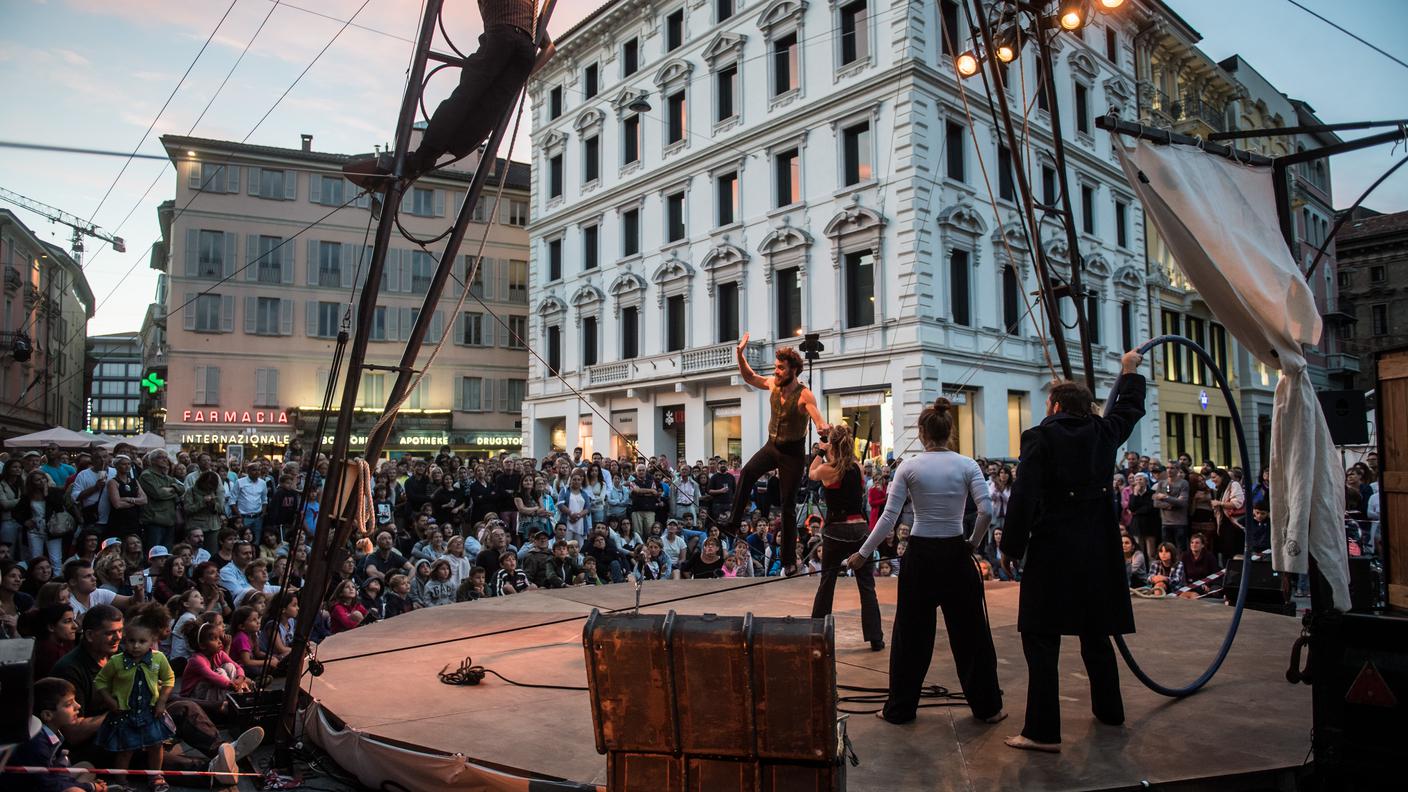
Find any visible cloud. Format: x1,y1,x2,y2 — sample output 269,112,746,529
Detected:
53,47,89,66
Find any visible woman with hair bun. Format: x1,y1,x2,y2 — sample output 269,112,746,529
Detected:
809,423,884,651
847,397,1005,725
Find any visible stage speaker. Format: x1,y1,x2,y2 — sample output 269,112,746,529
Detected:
1316,390,1368,446
1223,558,1293,615
0,638,36,745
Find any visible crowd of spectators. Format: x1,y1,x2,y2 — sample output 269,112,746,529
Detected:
0,439,1381,788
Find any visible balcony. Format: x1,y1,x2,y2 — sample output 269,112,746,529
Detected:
3,266,21,293
586,340,770,389
1326,353,1360,375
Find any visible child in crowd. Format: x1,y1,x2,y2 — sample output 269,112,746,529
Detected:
384,574,416,616
14,677,104,792
424,559,457,606
455,567,488,602
494,552,531,596
165,589,206,677
1147,542,1185,597
580,556,605,585
328,579,367,632
92,611,177,792
179,620,250,716
262,590,299,667
229,605,273,677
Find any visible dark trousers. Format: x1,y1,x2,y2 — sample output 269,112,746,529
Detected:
416,25,537,169
724,439,805,565
885,536,1002,722
811,533,883,643
1019,632,1124,744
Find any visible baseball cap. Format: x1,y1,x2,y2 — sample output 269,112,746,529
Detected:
147,545,171,560
532,529,549,539
101,537,121,552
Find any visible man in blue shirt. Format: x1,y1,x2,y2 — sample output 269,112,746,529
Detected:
41,444,77,491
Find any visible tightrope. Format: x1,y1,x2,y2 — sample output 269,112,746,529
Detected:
1,766,262,778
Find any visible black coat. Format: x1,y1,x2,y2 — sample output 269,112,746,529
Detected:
1001,374,1146,636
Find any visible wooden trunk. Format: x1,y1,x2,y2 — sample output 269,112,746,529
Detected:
686,757,759,792
584,611,678,754
672,613,754,757
752,615,836,762
608,752,683,792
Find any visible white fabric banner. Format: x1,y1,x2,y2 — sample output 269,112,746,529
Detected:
1114,137,1350,611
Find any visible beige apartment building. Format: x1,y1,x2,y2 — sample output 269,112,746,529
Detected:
148,133,531,459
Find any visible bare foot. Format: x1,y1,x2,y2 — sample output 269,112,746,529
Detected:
1005,734,1060,752
981,711,1009,724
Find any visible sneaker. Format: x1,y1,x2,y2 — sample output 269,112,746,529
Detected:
342,152,395,192
208,742,238,786
232,725,265,760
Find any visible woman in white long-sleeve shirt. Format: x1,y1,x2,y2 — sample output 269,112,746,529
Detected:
847,397,1005,725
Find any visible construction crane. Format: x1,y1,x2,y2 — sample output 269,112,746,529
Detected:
0,185,125,265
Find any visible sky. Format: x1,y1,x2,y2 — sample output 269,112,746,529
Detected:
1,0,1405,338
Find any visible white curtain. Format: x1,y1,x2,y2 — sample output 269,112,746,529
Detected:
1114,137,1350,612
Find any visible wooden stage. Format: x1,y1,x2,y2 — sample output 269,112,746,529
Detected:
306,577,1310,791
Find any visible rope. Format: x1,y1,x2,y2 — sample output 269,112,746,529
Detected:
1,767,260,779
1105,335,1256,698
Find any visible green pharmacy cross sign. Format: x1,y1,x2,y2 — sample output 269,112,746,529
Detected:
141,371,166,394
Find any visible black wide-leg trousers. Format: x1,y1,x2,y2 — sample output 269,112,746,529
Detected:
884,535,1003,722
1019,631,1125,744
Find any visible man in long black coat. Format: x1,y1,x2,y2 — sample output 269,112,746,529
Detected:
1000,349,1146,752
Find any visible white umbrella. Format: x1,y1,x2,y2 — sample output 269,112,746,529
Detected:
5,426,99,449
122,432,168,451
82,431,123,447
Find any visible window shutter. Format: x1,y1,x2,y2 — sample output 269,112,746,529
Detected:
499,379,510,412
306,301,317,336
399,307,413,342
454,376,464,412
208,367,221,403
308,173,322,204
185,229,199,276
246,235,259,281
280,298,294,335
307,240,318,285
184,291,197,330
282,240,295,284
284,170,297,200
453,191,462,217
434,190,445,217
398,250,412,293
431,310,444,343
223,233,237,278
225,166,240,194
255,369,267,405
221,295,235,333
187,162,202,190
269,369,279,405
487,314,499,347
194,365,207,403
245,296,258,334
384,250,401,292
247,167,261,197
400,190,413,214
498,259,510,301
340,244,356,288
453,313,465,346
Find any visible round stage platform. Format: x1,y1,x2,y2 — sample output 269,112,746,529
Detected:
302,576,1309,791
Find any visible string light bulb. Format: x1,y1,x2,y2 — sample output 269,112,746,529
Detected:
1059,9,1083,30
1099,0,1125,9
996,44,1016,63
956,52,980,77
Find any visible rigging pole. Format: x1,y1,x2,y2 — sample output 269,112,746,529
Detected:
272,0,560,768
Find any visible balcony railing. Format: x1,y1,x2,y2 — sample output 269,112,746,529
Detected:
681,340,768,375
587,340,772,388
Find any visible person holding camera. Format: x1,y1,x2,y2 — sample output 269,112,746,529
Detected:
810,423,884,650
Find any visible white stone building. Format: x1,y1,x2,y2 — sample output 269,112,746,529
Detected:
524,0,1160,463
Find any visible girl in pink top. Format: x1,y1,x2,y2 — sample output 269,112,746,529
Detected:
179,620,250,716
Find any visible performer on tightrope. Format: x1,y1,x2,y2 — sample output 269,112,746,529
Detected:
808,423,884,651
723,334,827,575
344,0,556,191
1001,349,1146,753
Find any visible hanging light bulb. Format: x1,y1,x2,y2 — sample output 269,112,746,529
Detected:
956,52,980,77
996,44,1016,63
1099,0,1125,9
1058,0,1085,29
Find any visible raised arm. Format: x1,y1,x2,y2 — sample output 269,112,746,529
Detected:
801,388,829,434
735,333,771,390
